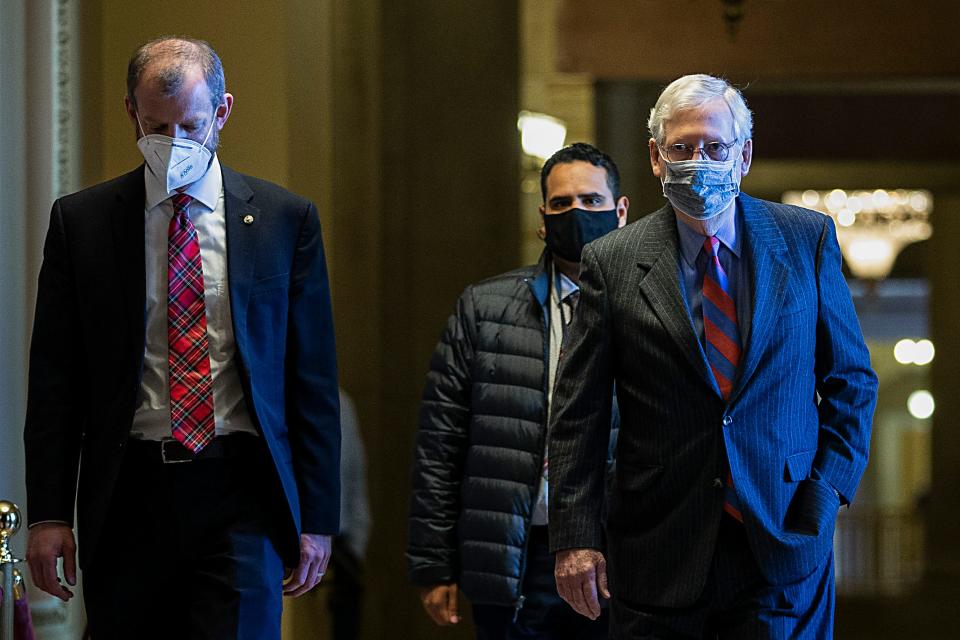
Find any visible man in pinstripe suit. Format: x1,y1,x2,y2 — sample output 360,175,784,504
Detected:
547,75,877,638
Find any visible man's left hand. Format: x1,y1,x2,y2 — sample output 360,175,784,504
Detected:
283,533,332,597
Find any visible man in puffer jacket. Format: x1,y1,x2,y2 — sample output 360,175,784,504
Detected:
407,143,628,639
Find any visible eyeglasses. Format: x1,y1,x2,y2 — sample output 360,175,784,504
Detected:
658,140,739,162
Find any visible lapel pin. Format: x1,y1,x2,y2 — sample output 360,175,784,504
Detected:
243,214,255,225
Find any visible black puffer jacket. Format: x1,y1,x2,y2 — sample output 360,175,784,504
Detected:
407,252,617,607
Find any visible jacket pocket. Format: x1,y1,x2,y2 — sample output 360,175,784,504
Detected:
616,462,664,492
250,272,290,296
784,449,816,482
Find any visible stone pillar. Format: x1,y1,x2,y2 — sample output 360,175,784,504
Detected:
279,2,383,634
594,80,666,218
1,0,85,636
926,191,960,581
0,0,30,550
373,3,520,637
282,2,522,636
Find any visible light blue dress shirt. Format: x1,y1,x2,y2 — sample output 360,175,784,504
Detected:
675,203,753,353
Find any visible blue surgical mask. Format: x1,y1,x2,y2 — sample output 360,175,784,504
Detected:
661,157,740,220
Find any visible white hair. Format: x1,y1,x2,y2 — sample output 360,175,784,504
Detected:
647,74,753,146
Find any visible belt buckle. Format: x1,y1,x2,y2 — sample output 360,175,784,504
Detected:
160,439,193,464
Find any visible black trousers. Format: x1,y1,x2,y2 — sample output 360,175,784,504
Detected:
473,526,609,640
84,435,286,640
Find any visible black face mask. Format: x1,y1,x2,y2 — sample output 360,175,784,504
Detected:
543,207,619,262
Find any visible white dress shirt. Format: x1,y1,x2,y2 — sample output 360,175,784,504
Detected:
131,156,258,440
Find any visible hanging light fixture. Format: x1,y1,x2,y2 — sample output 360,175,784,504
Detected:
782,189,933,280
517,111,567,163
718,0,787,39
721,0,747,38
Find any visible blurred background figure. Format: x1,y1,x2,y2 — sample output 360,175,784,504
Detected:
327,389,371,640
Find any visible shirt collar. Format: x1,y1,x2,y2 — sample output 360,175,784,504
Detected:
552,259,579,301
675,202,742,268
143,154,223,211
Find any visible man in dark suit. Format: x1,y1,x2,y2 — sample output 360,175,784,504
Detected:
23,37,340,639
548,74,877,638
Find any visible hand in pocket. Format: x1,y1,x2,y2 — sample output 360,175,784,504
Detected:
786,478,840,536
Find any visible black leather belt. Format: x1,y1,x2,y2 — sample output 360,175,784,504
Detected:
127,434,261,464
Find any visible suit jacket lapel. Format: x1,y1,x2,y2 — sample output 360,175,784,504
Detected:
730,193,790,402
110,166,148,366
222,166,259,335
635,206,716,392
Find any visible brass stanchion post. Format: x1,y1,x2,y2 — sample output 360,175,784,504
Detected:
0,501,22,640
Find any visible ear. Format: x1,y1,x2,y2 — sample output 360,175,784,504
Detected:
537,206,546,240
648,138,663,178
216,93,235,129
739,138,753,177
124,96,139,131
616,196,629,228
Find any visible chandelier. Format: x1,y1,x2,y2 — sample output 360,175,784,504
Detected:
781,189,932,280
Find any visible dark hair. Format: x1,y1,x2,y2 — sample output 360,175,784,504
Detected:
126,37,225,111
540,142,621,201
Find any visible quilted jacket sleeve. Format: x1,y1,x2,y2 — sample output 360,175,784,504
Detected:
406,287,477,585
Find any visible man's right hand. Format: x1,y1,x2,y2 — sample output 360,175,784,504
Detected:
419,583,460,625
26,523,77,602
555,547,610,620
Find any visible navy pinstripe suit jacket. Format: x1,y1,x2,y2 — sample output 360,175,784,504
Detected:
548,193,877,608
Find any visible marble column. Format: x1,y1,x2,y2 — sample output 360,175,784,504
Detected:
1,0,85,637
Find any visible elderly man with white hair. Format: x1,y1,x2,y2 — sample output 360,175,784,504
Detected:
547,74,877,638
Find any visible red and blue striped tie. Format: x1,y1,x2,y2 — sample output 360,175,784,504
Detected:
168,193,215,453
702,236,743,522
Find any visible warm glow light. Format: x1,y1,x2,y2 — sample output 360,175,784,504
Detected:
893,338,935,366
907,390,935,420
894,339,916,364
802,190,820,207
873,189,893,211
780,188,933,280
910,192,930,212
837,210,855,227
913,339,935,366
825,189,847,213
517,111,567,161
845,238,896,280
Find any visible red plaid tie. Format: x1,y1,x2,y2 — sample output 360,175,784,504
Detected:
702,236,743,522
168,194,215,453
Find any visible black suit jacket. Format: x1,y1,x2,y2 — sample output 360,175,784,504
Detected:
548,194,877,607
24,165,341,567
